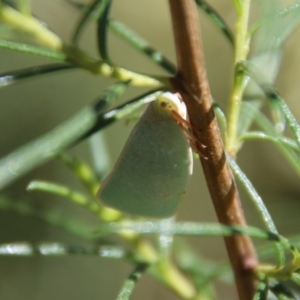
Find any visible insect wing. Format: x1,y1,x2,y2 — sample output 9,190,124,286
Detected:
98,99,191,218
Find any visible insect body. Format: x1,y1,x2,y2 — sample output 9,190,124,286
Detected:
98,92,193,218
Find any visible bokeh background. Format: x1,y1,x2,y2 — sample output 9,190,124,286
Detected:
0,0,300,299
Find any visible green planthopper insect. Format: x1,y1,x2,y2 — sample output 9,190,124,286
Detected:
97,92,193,218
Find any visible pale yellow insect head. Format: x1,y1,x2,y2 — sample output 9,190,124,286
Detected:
153,92,187,119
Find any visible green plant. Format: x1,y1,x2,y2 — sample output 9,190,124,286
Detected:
1,0,300,299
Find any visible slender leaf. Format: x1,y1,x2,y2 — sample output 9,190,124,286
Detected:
27,180,103,216
244,102,300,178
195,0,234,45
240,61,300,149
82,90,161,139
0,242,127,258
109,20,176,74
116,264,149,300
27,177,121,222
226,154,285,265
270,282,297,300
240,131,300,153
0,64,74,87
0,39,66,60
97,0,112,62
253,275,268,300
290,272,300,286
0,107,96,189
101,221,298,256
72,0,102,45
56,152,99,194
212,101,227,139
93,80,131,112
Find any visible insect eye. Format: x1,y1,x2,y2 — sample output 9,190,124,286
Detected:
160,101,167,108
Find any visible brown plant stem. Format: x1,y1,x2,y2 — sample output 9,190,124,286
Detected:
168,1,258,299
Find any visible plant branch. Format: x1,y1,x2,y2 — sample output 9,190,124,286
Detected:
0,4,167,88
168,1,258,299
226,0,251,155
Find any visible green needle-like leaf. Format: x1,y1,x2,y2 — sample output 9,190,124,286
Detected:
240,131,300,153
72,0,102,45
290,273,300,286
116,264,149,300
269,282,297,299
0,107,96,190
97,0,112,62
27,180,103,217
93,80,131,112
253,275,268,300
226,155,277,233
212,101,227,137
82,89,161,139
0,39,66,60
195,0,234,45
57,153,99,195
242,102,300,177
0,63,74,88
109,19,176,75
240,61,300,150
102,221,297,257
226,154,285,266
0,241,127,258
